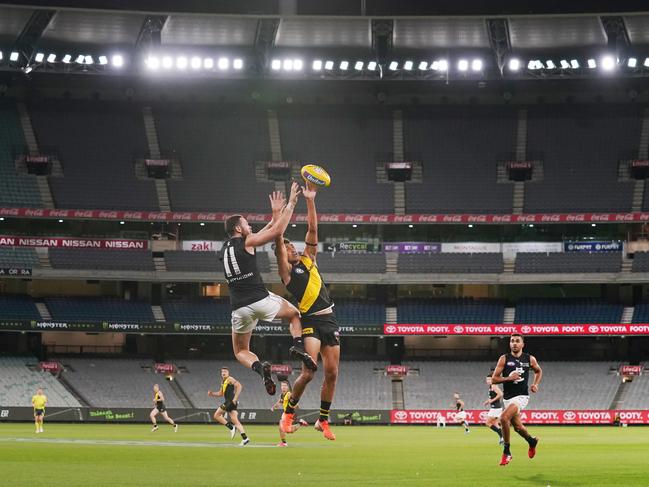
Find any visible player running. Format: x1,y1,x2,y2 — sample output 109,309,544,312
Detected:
271,381,308,447
222,183,317,396
453,393,470,434
31,388,47,433
208,367,249,446
150,384,178,432
491,333,543,466
483,375,504,444
274,183,339,441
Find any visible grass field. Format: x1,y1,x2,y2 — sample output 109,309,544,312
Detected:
1,423,648,486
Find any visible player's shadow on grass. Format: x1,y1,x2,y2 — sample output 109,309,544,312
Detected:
514,473,583,487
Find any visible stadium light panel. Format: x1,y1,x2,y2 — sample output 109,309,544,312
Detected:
271,59,281,70
84,55,93,65
9,51,19,62
508,58,520,71
645,57,649,67
340,60,349,70
283,59,293,71
203,57,214,69
352,224,358,228
293,59,303,71
628,57,637,68
233,58,244,70
367,61,377,71
560,60,570,69
98,56,108,65
112,54,123,67
418,61,428,70
0,51,2,61
438,59,448,71
355,61,364,71
58,219,64,223
75,55,84,64
190,56,202,69
388,61,398,71
218,57,230,70
570,59,579,69
0,217,4,221
177,56,188,70
468,224,474,228
545,60,556,69
601,55,615,71
587,58,597,69
408,224,414,228
591,223,597,227
162,56,173,69
403,60,413,71
145,56,159,70
62,54,72,64
324,60,334,70
458,59,469,71
471,59,482,71
34,53,44,63
47,53,56,63
312,59,323,71
119,221,125,225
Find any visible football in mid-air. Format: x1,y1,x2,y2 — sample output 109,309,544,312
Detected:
301,164,331,188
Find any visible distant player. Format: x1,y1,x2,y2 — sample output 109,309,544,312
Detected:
436,412,446,428
483,375,504,444
150,384,178,432
491,333,543,466
208,367,249,446
453,392,470,434
274,183,339,440
222,183,316,396
31,388,47,433
271,381,308,447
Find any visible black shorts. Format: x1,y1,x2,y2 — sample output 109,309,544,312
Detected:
156,402,166,413
302,313,340,347
34,409,44,417
219,400,237,412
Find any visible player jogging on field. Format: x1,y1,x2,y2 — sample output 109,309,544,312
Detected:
484,375,504,444
271,381,308,447
453,392,470,434
274,183,339,441
31,388,47,433
208,367,249,446
491,333,543,466
222,183,317,396
150,384,178,432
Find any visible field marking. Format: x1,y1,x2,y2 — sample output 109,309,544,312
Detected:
0,437,302,448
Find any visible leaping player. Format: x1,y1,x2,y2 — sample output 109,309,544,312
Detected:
491,333,543,466
222,183,317,396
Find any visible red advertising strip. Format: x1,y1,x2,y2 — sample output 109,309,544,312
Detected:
383,324,649,336
2,208,649,225
154,363,175,374
620,365,643,376
0,236,148,250
385,365,409,376
271,364,292,375
390,410,649,425
39,361,61,372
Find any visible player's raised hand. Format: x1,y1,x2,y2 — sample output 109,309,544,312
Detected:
301,181,317,200
288,181,301,205
269,190,286,213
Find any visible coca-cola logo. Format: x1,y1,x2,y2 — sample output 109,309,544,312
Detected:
521,325,532,334
564,411,576,421
588,325,600,334
453,326,464,334
385,325,397,334
394,411,408,421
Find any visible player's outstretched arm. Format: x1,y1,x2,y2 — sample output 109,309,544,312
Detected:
208,390,223,398
246,182,300,248
257,191,285,233
530,355,542,392
302,183,318,261
274,234,292,284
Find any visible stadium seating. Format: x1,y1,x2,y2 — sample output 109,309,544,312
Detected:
0,356,81,407
316,252,386,273
279,106,394,213
514,299,624,324
0,102,42,207
164,251,224,273
397,299,504,324
525,104,639,212
623,374,649,409
402,361,619,410
631,303,649,323
515,252,622,273
403,106,515,214
49,248,154,271
162,299,231,324
44,297,155,322
631,252,649,272
333,298,386,325
0,247,40,268
61,358,183,408
0,295,41,320
397,253,504,273
155,105,275,212
29,100,159,210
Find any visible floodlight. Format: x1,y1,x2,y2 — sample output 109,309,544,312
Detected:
218,57,229,70
545,60,556,69
84,56,93,65
312,59,323,71
560,60,570,69
644,58,649,67
98,56,108,65
367,61,377,71
34,53,44,63
324,60,334,70
203,58,214,69
628,57,637,68
146,56,159,69
233,58,244,70
293,59,303,71
508,58,520,71
340,60,349,70
388,61,398,71
403,60,413,71
176,56,188,70
190,56,202,69
355,61,364,71
438,59,448,71
471,59,482,71
47,54,56,63
418,61,428,70
587,58,596,69
570,59,579,69
10,52,19,62
162,56,173,69
75,55,84,64
601,55,615,71
271,59,281,70
458,59,468,71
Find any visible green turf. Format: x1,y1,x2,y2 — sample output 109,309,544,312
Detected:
0,423,647,486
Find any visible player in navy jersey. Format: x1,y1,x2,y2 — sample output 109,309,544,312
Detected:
491,334,543,466
222,182,316,396
484,375,504,444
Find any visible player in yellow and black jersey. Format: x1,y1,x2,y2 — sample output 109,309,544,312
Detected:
31,388,47,433
274,182,339,441
271,381,308,447
149,384,178,432
208,367,249,446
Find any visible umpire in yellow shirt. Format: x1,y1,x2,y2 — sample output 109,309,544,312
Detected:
31,388,47,433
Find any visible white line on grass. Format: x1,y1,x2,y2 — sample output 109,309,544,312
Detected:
0,437,293,448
